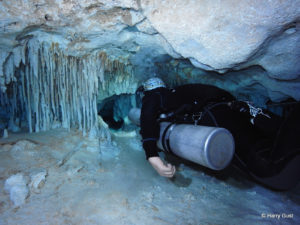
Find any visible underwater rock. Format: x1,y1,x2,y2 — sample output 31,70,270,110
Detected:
1,0,298,79
8,118,21,132
99,141,120,160
142,191,154,203
29,170,47,194
9,140,37,160
10,140,36,152
66,165,84,176
4,173,29,207
0,143,11,152
2,129,8,139
0,0,299,134
0,39,139,135
142,0,300,78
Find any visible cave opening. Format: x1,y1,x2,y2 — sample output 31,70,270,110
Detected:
98,93,141,131
98,96,125,130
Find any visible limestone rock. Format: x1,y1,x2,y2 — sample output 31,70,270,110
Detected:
0,0,300,131
9,140,38,161
11,140,36,151
66,165,84,176
141,0,300,78
2,129,8,138
8,118,21,132
1,0,300,81
4,173,29,207
256,26,300,79
29,170,48,194
0,143,11,152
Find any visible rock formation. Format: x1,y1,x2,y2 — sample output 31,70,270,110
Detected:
0,0,299,133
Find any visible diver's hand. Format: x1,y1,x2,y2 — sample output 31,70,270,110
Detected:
148,156,176,178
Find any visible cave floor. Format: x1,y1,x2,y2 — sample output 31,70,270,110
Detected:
0,128,299,225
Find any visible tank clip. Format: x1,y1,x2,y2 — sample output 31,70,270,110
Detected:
192,112,202,125
246,102,271,119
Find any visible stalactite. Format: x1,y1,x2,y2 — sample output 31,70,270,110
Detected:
0,38,139,136
97,54,138,101
0,40,99,135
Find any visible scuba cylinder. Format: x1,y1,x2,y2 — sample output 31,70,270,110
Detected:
128,107,141,126
128,108,235,170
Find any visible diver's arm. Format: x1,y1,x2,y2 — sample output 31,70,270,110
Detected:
140,93,176,177
140,93,161,158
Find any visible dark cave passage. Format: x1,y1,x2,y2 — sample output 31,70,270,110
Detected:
98,94,141,131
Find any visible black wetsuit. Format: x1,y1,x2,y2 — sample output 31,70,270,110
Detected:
140,84,235,159
140,83,300,189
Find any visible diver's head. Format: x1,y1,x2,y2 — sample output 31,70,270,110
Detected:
135,77,166,95
143,77,166,91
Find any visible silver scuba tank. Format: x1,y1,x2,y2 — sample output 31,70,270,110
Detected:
157,122,234,170
128,107,141,126
128,108,235,170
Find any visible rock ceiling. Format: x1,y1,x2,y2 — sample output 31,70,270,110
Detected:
1,0,300,102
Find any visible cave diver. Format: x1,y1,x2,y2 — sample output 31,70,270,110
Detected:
137,77,300,190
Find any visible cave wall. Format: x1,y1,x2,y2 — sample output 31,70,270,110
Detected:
157,59,300,105
1,0,300,134
142,0,300,74
0,38,139,134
